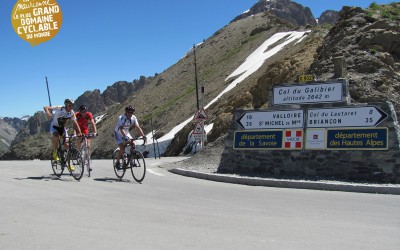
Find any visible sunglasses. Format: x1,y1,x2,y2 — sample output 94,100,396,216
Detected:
127,111,134,114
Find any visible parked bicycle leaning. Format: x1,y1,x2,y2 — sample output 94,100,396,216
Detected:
113,105,147,170
43,99,82,169
75,104,97,171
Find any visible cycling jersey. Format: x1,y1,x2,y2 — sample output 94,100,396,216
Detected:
50,106,76,128
114,114,138,134
76,111,93,134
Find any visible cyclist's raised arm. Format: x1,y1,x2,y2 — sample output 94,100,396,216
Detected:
43,106,53,119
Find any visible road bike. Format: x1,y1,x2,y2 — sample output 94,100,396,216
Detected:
51,131,84,180
78,133,97,177
112,137,146,183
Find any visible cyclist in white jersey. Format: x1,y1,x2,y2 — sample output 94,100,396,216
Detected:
44,98,82,161
114,105,146,169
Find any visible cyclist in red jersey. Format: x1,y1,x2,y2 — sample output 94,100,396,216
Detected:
76,105,98,163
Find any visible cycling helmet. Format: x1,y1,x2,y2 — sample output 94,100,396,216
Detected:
64,98,74,105
79,105,87,111
125,105,135,112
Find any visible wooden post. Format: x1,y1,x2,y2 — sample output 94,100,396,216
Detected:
333,56,347,79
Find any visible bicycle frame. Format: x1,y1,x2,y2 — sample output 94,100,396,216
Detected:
51,129,84,180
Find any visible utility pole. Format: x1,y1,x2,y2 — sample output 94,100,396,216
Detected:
45,76,52,107
193,44,199,110
200,81,205,149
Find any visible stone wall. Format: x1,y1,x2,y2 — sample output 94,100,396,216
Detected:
219,82,400,183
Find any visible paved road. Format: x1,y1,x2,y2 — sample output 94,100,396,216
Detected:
1,159,400,250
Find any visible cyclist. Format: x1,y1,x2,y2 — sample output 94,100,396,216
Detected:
114,105,147,169
44,99,82,170
75,105,98,170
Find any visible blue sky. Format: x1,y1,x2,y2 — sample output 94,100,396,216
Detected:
0,0,394,118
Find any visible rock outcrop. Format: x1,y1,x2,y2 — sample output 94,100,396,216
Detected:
232,0,317,26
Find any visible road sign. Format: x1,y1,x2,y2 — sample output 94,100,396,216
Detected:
272,82,343,105
236,110,304,129
326,127,388,150
233,130,283,150
192,121,204,134
307,106,388,128
192,132,207,143
298,74,315,83
193,108,208,121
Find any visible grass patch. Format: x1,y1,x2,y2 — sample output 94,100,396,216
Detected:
366,2,400,20
142,85,196,122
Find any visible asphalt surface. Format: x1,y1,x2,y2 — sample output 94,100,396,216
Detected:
1,159,400,250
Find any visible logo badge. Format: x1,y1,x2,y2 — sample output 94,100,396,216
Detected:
11,0,63,46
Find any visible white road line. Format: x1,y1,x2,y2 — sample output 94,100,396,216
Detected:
147,169,164,176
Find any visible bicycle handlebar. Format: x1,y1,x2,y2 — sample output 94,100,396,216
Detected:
125,136,147,146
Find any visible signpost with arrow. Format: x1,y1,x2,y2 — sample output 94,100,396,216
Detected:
307,106,388,128
236,110,304,130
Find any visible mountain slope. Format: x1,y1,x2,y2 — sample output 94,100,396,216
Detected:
2,2,399,160
0,117,26,156
89,11,322,159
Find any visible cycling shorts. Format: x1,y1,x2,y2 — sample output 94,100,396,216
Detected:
114,131,132,145
51,125,66,136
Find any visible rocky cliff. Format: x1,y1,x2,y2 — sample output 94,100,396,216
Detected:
309,4,400,119
318,10,339,25
74,78,150,116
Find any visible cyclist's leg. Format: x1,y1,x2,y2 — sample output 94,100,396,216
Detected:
87,137,91,162
114,132,125,163
62,129,69,151
117,143,125,162
86,136,92,172
50,126,60,160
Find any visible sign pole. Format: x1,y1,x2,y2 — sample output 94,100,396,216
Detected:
200,81,205,149
193,44,200,110
150,115,157,159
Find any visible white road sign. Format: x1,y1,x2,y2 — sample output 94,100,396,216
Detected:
273,82,343,105
307,106,388,128
236,110,304,129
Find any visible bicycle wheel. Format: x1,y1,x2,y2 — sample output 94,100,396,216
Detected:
51,149,65,177
112,149,126,179
82,147,91,177
131,151,146,183
51,158,64,177
67,148,84,180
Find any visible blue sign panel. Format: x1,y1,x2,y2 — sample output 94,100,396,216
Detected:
234,130,283,150
326,128,388,150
